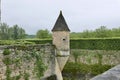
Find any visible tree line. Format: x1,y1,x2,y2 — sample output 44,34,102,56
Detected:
0,23,26,40
70,26,120,38
0,23,51,40
36,26,120,39
0,23,120,40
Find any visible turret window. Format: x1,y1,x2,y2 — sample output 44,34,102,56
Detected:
63,39,66,41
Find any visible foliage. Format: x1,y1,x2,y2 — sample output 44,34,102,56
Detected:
0,40,16,45
11,75,21,80
70,38,120,50
1,38,120,50
0,40,34,45
95,26,111,38
0,23,26,40
26,38,120,50
6,66,12,80
2,56,12,80
25,34,35,39
63,62,114,75
0,23,10,39
23,72,30,80
3,57,12,65
25,39,52,44
9,24,26,40
3,49,11,55
70,26,120,38
15,40,35,45
96,52,103,65
72,50,79,63
2,45,47,80
36,29,51,39
71,49,111,65
31,50,47,79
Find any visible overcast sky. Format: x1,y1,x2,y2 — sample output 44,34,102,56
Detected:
1,0,120,34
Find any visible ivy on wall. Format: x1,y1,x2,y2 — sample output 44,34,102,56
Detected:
2,45,48,80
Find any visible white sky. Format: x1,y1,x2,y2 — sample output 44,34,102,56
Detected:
1,0,120,34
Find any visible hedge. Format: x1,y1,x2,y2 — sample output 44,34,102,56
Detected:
0,40,34,45
26,38,120,50
25,39,52,44
70,38,120,50
0,38,120,50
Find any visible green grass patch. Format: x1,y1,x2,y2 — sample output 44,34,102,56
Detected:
63,62,114,75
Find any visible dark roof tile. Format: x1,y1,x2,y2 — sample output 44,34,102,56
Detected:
52,11,70,31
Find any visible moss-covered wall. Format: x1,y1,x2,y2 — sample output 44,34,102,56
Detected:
62,49,119,80
0,44,56,80
69,49,120,65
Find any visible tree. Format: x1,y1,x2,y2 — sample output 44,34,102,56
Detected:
36,29,51,39
94,26,111,38
18,28,26,39
81,30,96,38
11,25,26,40
13,25,19,39
0,23,26,40
111,27,120,37
0,23,9,39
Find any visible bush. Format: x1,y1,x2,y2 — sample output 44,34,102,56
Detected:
3,57,12,65
0,40,16,45
3,49,11,55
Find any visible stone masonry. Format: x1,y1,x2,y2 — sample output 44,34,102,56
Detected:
0,44,69,80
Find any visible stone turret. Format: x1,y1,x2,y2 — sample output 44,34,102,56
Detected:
52,11,70,72
52,11,70,52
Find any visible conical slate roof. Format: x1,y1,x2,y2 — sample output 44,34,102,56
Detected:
52,11,70,31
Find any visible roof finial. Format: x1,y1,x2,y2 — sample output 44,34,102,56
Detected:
60,10,62,14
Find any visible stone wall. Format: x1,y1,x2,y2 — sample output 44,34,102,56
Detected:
52,31,70,50
0,44,57,80
69,49,120,65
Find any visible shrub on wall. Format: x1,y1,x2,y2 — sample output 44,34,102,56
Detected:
3,49,11,55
